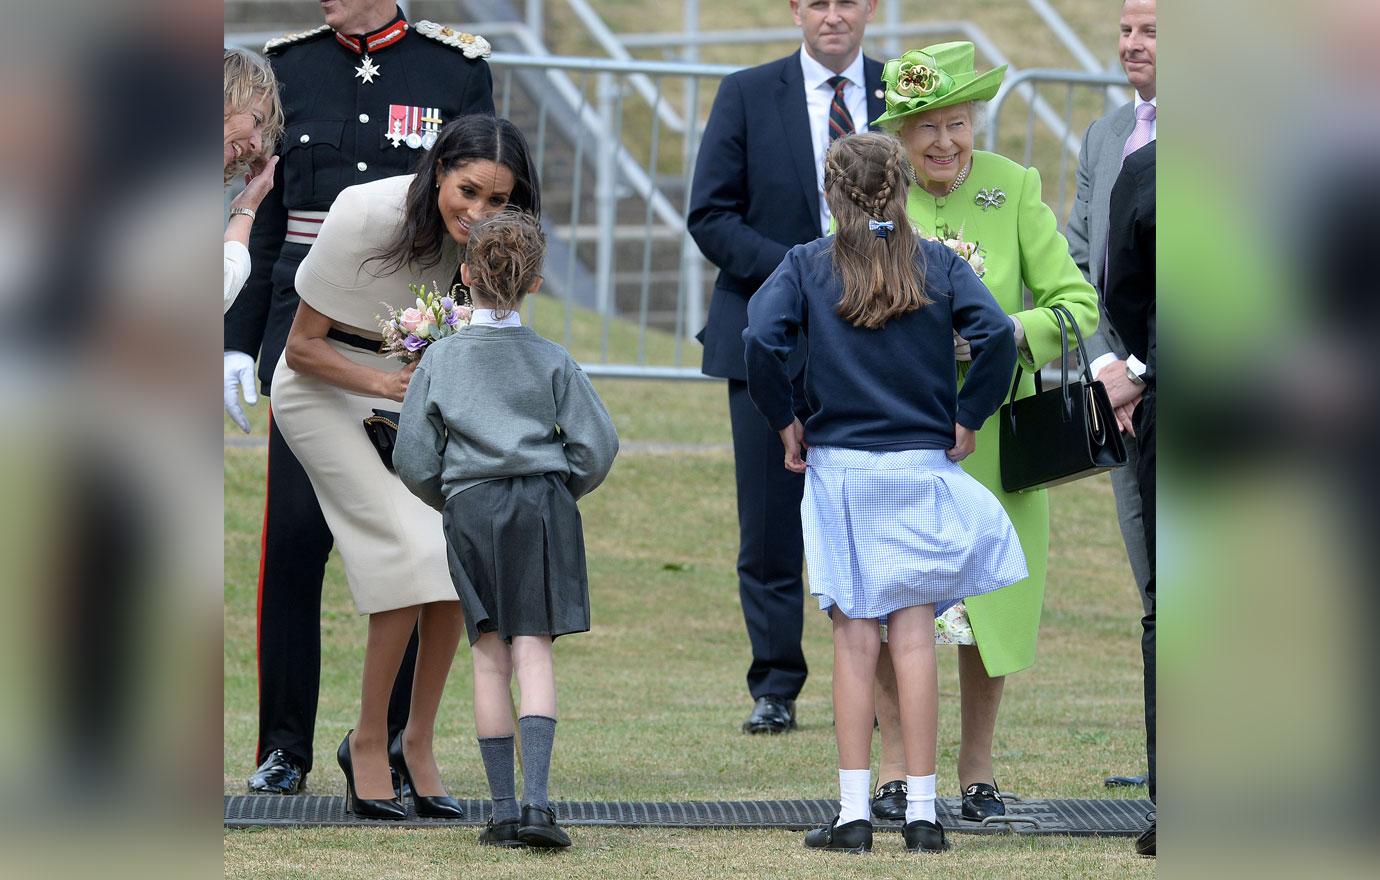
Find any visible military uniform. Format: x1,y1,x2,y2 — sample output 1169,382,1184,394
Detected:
226,11,494,783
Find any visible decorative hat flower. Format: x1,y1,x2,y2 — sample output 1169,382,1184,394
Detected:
895,57,940,98
872,42,1008,130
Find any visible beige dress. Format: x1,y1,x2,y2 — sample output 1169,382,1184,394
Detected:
270,175,460,614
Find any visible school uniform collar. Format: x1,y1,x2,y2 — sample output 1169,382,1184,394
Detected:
334,12,409,55
798,43,866,94
470,308,522,327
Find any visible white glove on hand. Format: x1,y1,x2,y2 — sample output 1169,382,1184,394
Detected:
954,332,972,362
224,350,258,434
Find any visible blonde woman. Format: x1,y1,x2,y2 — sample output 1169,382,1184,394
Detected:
223,46,283,312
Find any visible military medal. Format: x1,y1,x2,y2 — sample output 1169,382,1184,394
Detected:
355,53,381,83
420,108,443,150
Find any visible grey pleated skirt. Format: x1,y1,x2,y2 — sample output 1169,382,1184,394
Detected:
441,473,590,646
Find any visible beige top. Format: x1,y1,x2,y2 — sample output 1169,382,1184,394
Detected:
294,174,461,334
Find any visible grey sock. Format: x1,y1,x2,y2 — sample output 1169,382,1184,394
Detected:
477,735,519,822
518,715,557,808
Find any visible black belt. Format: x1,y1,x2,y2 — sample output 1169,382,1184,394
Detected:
327,327,384,353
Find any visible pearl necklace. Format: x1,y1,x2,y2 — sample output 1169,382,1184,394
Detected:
946,160,972,195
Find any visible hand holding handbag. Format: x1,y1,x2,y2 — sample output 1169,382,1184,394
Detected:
997,304,1127,492
362,409,402,472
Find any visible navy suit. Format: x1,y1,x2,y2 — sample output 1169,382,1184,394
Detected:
688,50,884,702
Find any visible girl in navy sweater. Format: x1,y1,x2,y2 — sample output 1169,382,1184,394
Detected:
743,133,1026,854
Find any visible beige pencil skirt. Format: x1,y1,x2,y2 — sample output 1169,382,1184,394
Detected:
270,340,457,614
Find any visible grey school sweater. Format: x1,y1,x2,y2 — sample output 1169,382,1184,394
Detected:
394,325,620,511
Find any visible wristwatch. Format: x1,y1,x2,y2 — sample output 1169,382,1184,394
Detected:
229,207,256,220
1125,363,1145,386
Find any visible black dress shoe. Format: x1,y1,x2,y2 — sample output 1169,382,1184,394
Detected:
478,817,525,848
803,815,872,853
960,781,1005,821
870,779,907,820
742,696,796,734
902,818,950,853
518,803,571,848
337,731,406,820
387,732,463,819
247,749,307,794
1134,814,1156,857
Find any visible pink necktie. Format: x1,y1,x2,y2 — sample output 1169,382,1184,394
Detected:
1122,102,1155,164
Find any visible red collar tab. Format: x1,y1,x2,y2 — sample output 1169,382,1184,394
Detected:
334,16,408,55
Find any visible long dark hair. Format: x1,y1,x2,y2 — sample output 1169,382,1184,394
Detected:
371,115,541,275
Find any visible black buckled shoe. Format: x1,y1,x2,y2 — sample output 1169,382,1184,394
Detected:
1134,812,1156,857
803,815,873,853
247,749,307,795
518,803,572,848
902,818,950,853
742,696,797,734
870,779,907,820
960,781,1005,821
478,817,525,848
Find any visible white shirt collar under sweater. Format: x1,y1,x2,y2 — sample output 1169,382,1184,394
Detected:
469,308,522,327
800,44,868,235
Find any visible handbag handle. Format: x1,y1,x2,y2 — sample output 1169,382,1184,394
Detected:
1004,303,1095,422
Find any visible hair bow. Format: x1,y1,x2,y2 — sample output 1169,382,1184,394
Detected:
868,219,895,239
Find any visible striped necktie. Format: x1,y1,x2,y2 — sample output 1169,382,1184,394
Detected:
827,75,855,142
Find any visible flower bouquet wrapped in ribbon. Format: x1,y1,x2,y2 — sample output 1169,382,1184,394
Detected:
377,281,472,362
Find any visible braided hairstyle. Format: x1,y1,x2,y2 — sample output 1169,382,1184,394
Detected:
823,133,930,329
462,210,546,319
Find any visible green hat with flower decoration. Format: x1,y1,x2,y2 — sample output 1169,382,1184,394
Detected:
871,41,1007,129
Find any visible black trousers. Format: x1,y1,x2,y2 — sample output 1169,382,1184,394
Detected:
1136,390,1156,803
256,411,417,774
727,380,808,702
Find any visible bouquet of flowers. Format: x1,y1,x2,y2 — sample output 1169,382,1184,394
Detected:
377,281,472,362
926,223,986,279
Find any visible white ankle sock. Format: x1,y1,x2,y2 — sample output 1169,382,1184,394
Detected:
905,774,937,824
838,768,872,824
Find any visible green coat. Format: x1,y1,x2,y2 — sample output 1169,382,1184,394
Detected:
905,150,1098,677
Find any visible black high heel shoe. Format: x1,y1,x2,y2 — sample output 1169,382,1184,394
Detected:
337,731,406,820
388,732,464,819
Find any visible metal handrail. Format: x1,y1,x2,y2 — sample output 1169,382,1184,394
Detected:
986,68,1130,154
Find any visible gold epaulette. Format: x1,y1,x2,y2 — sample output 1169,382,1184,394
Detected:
263,24,332,56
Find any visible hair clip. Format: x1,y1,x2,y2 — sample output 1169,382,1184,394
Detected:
868,219,895,239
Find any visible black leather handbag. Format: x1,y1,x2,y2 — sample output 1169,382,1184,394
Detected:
362,409,402,472
997,304,1127,492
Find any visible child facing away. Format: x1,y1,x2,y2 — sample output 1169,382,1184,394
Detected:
742,133,1028,855
393,211,619,849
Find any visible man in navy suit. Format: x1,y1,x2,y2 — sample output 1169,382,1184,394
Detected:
688,0,884,734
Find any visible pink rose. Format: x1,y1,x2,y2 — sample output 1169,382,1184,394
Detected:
399,307,425,333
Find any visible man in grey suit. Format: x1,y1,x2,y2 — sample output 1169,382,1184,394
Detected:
1066,0,1156,617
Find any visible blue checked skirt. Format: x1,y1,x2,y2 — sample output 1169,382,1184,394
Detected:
802,447,1028,621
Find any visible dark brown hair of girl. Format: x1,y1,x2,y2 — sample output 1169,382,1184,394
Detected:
823,133,930,329
462,210,546,319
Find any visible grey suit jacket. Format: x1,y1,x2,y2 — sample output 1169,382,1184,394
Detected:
1066,102,1135,363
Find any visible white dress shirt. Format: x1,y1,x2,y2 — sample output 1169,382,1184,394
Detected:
800,45,869,235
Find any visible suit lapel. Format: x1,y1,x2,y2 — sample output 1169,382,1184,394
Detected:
778,52,821,227
862,56,885,130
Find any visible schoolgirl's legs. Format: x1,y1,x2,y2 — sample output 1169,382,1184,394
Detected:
397,600,464,797
472,632,521,831
884,605,938,779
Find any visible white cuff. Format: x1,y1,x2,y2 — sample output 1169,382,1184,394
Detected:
1126,355,1147,378
1089,353,1117,378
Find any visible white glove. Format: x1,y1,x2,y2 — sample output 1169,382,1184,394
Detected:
224,350,258,433
954,332,972,362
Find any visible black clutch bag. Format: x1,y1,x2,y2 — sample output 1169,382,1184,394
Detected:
362,409,402,472
997,304,1127,492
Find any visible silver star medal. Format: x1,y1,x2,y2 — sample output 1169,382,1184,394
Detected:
355,54,381,84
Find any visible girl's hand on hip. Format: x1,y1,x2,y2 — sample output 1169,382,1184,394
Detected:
380,360,419,402
947,424,976,462
778,418,807,473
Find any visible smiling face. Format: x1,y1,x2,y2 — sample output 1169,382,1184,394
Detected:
790,0,877,73
899,104,975,197
435,160,516,244
1119,0,1157,99
223,94,269,169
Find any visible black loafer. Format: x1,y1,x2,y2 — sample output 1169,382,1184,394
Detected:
247,749,307,795
803,815,872,853
903,818,950,853
478,817,525,848
870,779,907,820
1134,814,1156,857
960,781,1005,821
742,696,796,734
518,803,571,848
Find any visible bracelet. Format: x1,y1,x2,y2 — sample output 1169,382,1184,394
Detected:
229,207,256,220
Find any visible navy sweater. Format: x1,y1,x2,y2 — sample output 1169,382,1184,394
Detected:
743,236,1016,450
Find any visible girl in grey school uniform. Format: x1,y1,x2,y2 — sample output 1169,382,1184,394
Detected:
394,211,618,850
742,133,1026,855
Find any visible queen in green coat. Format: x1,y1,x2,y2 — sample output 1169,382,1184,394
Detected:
866,43,1099,819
